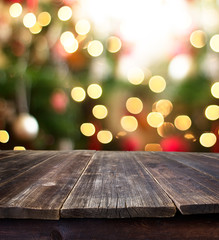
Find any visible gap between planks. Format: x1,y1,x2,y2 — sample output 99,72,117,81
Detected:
58,151,97,216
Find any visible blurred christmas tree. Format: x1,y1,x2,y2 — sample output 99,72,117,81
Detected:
0,0,218,152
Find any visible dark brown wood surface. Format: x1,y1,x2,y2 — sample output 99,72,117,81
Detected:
134,151,219,215
0,150,94,219
0,150,218,220
0,150,24,160
158,151,219,179
0,151,58,185
61,151,176,218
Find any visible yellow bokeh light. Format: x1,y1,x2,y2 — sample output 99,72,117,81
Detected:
60,31,75,46
157,122,175,137
149,75,166,93
75,19,91,35
211,82,219,99
87,40,103,57
80,123,95,137
23,13,36,28
92,105,108,119
60,31,78,53
147,112,164,128
154,99,173,117
199,132,217,148
205,105,219,121
126,97,143,114
0,130,9,143
145,144,162,151
116,131,127,138
174,115,192,131
210,34,219,52
29,22,42,34
120,116,138,132
14,146,26,150
38,12,51,26
107,36,122,53
63,39,78,53
58,6,72,21
87,84,102,99
190,30,206,48
71,87,86,102
127,67,145,85
168,54,193,81
184,133,196,141
97,130,113,144
9,3,22,18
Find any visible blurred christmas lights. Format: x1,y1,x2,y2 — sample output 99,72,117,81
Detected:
97,130,113,144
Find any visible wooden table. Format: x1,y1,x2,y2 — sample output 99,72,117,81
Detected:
0,150,218,239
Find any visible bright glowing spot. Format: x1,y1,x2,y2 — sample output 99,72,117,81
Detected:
60,31,78,53
199,132,217,148
71,87,86,102
120,116,138,132
149,76,166,93
157,122,175,138
127,67,145,85
190,30,206,48
116,131,127,138
64,39,78,53
97,130,113,144
87,40,103,57
205,105,219,121
168,54,193,81
126,97,143,114
29,22,42,34
23,13,36,28
38,12,51,26
80,123,95,136
92,105,108,119
107,36,122,53
211,82,219,99
60,31,75,46
0,130,9,143
174,115,192,131
184,133,196,141
154,99,173,117
58,6,72,21
14,146,26,150
9,3,22,18
75,19,91,35
210,34,219,52
147,112,164,128
87,84,102,99
145,144,162,151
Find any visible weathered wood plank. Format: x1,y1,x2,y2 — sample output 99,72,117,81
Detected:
135,152,219,215
0,150,95,220
0,214,218,240
0,150,24,160
157,152,219,179
0,151,58,186
199,152,219,161
61,151,176,218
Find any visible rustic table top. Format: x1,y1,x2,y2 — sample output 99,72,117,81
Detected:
0,150,218,220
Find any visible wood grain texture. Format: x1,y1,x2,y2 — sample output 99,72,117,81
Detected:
0,150,23,160
201,152,219,160
0,214,218,240
157,152,219,179
61,151,176,218
135,152,219,215
0,151,58,186
0,150,94,220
